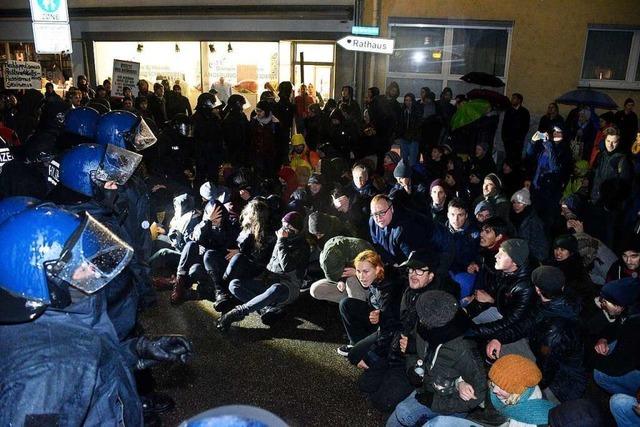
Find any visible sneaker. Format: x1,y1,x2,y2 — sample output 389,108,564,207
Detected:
260,306,284,326
336,344,353,357
216,307,246,333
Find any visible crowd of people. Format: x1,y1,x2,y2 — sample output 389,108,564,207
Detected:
0,73,639,427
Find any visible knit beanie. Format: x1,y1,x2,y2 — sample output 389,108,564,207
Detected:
620,235,640,253
429,178,446,192
553,234,578,255
510,188,531,205
488,354,542,395
531,266,565,298
384,150,401,165
393,160,412,179
500,239,529,267
282,211,304,231
600,277,640,307
416,290,459,329
484,173,503,191
307,211,328,235
474,200,495,217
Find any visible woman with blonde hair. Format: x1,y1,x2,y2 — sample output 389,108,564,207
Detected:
337,250,403,369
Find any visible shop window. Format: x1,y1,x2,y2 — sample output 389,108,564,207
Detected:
386,22,510,100
292,42,335,103
579,28,640,89
294,43,334,63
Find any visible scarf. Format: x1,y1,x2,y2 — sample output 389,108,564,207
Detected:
490,386,556,425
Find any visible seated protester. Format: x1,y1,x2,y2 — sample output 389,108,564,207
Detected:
308,211,356,249
369,194,432,268
217,211,311,330
510,187,549,264
562,159,590,198
606,236,640,282
170,200,237,306
590,278,640,397
428,179,449,226
445,198,480,298
482,355,555,427
485,267,587,403
387,291,486,427
224,200,276,284
200,180,231,207
466,239,536,354
466,217,510,293
329,185,370,240
382,150,402,187
150,193,202,281
473,173,510,222
338,250,403,365
388,160,429,215
278,165,299,203
546,234,596,309
349,162,378,203
310,236,373,304
306,173,331,213
473,199,495,226
423,145,447,182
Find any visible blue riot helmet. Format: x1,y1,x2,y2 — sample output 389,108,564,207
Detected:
0,196,40,225
63,106,100,138
0,205,133,323
96,110,157,151
55,143,143,197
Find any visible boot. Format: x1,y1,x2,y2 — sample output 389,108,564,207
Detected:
208,271,236,313
170,274,196,305
216,307,246,332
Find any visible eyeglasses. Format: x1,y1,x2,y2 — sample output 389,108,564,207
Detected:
370,206,391,218
408,267,429,276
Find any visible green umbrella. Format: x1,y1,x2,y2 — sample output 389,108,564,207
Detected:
451,99,490,131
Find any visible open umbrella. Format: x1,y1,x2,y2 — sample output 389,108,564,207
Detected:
556,89,618,110
451,99,491,131
467,89,510,110
460,72,505,88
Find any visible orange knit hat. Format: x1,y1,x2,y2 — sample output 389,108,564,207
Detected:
488,354,542,395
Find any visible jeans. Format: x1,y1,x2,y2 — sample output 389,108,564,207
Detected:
386,391,466,427
339,297,376,345
224,253,264,282
424,416,481,427
594,369,640,396
399,138,419,167
228,278,289,314
610,394,640,427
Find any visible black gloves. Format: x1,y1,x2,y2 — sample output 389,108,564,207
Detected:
136,335,194,370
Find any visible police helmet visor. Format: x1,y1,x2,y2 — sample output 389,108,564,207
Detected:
92,144,143,185
131,117,157,151
45,213,133,294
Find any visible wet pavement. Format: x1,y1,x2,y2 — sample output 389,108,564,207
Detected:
141,291,387,427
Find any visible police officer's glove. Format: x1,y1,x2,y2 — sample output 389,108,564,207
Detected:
136,335,194,370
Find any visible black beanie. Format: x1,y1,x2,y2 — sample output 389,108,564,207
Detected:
531,266,565,298
308,211,328,235
416,290,459,329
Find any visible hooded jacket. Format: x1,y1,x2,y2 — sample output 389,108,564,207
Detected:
590,147,632,208
319,236,374,282
266,232,310,306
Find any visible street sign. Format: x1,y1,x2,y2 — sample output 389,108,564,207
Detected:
29,0,69,23
32,22,72,54
352,26,380,36
337,35,394,55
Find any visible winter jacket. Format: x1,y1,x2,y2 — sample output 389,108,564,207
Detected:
527,296,587,402
191,202,238,251
590,148,632,208
606,259,640,283
468,261,535,344
0,294,142,426
446,221,480,275
419,335,487,415
591,305,640,376
396,104,422,141
319,236,373,282
237,230,276,268
222,109,250,164
547,254,596,306
511,207,549,263
526,139,572,192
362,278,404,367
502,106,531,146
266,233,310,306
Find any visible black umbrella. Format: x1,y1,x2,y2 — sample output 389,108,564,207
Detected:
556,89,618,110
460,72,505,88
467,89,511,110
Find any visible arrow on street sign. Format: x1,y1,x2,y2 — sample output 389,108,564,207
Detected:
337,35,395,55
